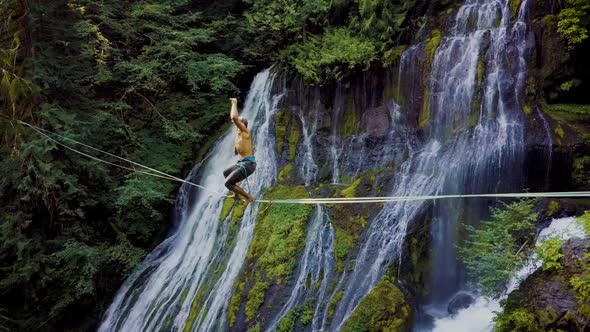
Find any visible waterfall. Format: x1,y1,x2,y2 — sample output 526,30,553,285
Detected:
328,0,534,328
99,0,539,330
99,68,284,332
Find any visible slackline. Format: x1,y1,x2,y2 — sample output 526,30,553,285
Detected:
3,116,590,205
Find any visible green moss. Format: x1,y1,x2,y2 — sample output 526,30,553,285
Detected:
328,290,344,320
420,88,430,128
382,45,407,67
577,211,590,236
477,53,485,87
509,0,523,18
288,124,299,161
554,125,565,139
546,200,560,218
228,281,245,327
300,305,314,325
278,163,294,183
277,311,296,332
231,204,245,230
574,156,590,189
247,322,261,332
541,102,590,139
248,186,312,282
236,185,314,322
342,95,360,138
334,227,355,272
245,280,270,322
275,111,299,159
341,177,362,198
275,111,289,155
220,197,234,222
184,284,208,332
470,105,481,127
341,275,410,332
522,104,532,115
545,103,590,115
181,287,190,302
424,30,442,64
219,197,245,229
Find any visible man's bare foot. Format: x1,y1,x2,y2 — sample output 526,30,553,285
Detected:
243,195,254,208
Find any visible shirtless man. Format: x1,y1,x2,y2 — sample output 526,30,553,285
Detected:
223,98,256,207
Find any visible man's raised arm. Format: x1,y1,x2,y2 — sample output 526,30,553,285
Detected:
230,98,247,131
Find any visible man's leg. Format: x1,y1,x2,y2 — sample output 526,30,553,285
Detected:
224,168,254,207
228,184,254,208
223,165,241,200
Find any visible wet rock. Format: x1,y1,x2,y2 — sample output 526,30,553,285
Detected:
360,105,391,138
447,292,476,315
503,238,590,330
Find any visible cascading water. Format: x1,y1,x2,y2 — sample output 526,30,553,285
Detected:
99,68,284,332
327,0,534,329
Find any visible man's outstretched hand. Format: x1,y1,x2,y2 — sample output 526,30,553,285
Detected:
230,98,238,104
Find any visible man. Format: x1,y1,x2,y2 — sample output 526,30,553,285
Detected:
223,98,256,207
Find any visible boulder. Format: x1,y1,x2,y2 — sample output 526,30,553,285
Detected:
447,291,476,315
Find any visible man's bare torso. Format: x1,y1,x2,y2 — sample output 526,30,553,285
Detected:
235,128,253,157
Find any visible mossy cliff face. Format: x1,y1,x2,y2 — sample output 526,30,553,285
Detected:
521,0,590,193
341,275,412,332
228,185,314,330
399,208,433,301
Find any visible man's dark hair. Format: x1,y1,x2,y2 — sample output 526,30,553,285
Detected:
239,117,248,128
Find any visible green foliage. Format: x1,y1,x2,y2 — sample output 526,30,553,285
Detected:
578,211,590,236
558,0,590,49
495,308,541,332
0,0,249,329
535,237,565,271
458,200,537,297
350,0,415,50
276,300,314,331
243,0,332,50
277,311,296,332
284,28,377,83
341,275,410,332
383,45,407,67
328,290,344,319
424,30,442,64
